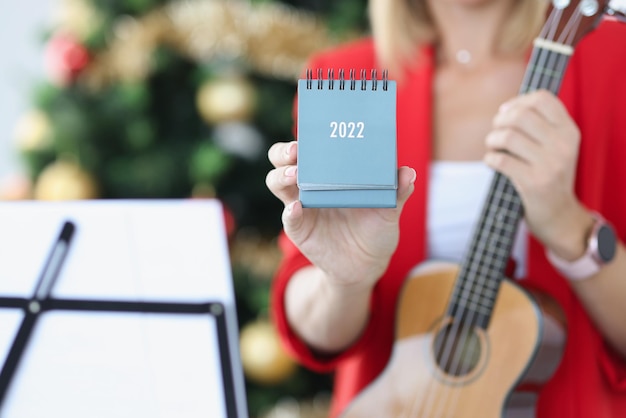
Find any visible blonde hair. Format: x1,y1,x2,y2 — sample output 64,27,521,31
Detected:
368,0,548,78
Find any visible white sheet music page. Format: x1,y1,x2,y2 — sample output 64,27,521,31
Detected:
0,200,246,418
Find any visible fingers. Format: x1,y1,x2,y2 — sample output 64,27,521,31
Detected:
488,89,580,168
485,129,542,164
484,150,527,188
374,166,416,223
498,90,570,127
493,91,556,145
265,164,299,205
268,141,297,168
485,90,580,200
266,141,299,205
269,137,416,238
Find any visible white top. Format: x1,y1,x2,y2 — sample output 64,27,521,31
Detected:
426,161,527,278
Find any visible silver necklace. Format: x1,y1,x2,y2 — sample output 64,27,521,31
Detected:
455,49,472,65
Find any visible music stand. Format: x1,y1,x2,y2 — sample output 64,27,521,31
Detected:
0,200,247,418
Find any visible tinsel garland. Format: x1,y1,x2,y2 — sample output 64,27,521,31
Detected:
84,0,351,87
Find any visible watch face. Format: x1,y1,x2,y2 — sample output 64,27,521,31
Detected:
597,224,617,263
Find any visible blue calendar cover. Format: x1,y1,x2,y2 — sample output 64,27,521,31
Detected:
297,72,397,208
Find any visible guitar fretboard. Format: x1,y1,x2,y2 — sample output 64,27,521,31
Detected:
447,43,572,329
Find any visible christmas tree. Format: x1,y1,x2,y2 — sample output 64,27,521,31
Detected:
10,0,369,416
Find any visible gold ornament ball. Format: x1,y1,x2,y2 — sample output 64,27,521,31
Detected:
196,76,257,124
58,0,104,40
34,160,99,201
14,110,53,152
239,319,297,385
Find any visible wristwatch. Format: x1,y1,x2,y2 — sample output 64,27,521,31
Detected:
546,213,618,281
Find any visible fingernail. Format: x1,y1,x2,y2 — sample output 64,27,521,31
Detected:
499,102,511,113
286,201,296,213
285,166,296,177
410,169,417,185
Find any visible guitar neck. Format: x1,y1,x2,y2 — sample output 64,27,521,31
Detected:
446,42,573,329
520,40,572,95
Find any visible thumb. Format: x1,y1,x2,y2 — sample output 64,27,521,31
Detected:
396,166,416,209
281,200,307,243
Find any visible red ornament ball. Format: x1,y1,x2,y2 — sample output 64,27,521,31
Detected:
44,33,90,85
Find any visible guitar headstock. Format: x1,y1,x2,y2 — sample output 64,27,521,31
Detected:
543,0,626,48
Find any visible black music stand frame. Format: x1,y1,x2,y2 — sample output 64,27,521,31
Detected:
0,220,239,417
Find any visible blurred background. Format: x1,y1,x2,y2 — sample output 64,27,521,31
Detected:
0,0,369,416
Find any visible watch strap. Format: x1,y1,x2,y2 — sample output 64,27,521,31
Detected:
546,246,601,281
546,212,609,281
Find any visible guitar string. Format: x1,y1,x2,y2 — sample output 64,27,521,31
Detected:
437,9,578,417
414,51,538,417
447,46,572,418
413,3,579,414
412,99,528,415
436,191,521,416
423,170,524,416
410,81,526,418
443,14,577,416
414,22,555,407
411,6,575,417
411,97,523,417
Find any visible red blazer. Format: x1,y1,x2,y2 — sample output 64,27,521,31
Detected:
271,18,626,418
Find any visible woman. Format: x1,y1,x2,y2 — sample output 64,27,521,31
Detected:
265,0,626,416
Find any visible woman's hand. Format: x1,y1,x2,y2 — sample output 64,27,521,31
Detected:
266,140,416,289
484,90,593,260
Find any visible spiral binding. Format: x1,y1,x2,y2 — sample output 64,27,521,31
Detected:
305,68,389,91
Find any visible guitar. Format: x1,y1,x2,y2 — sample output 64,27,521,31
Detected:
341,1,626,417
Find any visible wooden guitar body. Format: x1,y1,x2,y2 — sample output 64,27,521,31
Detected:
342,263,565,418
